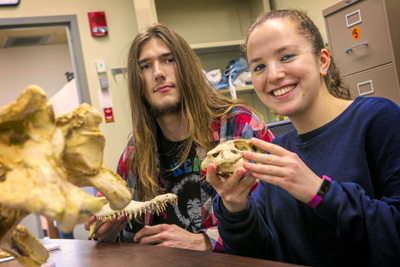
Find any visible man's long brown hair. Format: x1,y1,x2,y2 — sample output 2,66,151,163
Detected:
127,23,263,201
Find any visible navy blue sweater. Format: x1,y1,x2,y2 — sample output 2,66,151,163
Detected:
214,96,400,267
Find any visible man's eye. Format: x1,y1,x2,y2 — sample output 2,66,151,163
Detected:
140,64,150,70
254,64,265,72
281,54,295,61
166,58,175,63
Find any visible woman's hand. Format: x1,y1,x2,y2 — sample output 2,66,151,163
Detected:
243,138,322,203
206,163,255,213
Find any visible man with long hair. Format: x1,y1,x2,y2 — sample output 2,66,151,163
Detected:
84,23,273,252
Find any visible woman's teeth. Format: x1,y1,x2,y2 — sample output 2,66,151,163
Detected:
272,85,295,96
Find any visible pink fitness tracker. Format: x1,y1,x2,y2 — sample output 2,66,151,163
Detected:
307,175,332,208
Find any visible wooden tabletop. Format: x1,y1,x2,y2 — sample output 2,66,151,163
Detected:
1,239,305,267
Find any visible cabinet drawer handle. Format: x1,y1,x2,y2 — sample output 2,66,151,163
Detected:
345,42,368,53
357,80,374,96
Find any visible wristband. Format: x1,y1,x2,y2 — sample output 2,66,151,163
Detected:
307,175,332,208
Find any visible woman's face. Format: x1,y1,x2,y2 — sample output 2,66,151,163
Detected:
247,18,327,118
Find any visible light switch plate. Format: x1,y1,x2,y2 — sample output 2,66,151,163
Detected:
96,60,106,73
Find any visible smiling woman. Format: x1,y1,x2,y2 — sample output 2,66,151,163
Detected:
246,18,332,124
209,9,400,267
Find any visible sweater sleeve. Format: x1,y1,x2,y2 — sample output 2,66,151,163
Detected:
213,183,275,259
314,100,400,266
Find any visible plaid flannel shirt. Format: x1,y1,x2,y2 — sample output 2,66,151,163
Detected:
116,106,273,252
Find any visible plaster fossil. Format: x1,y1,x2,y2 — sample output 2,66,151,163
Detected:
0,248,11,259
88,193,178,239
201,139,265,174
0,222,48,267
0,86,131,266
55,103,131,210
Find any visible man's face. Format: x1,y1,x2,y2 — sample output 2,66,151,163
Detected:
139,38,182,117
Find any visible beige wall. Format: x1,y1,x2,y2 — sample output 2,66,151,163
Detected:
0,0,342,171
0,44,72,106
0,0,138,171
273,0,341,44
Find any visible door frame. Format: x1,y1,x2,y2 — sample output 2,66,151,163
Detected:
0,15,90,104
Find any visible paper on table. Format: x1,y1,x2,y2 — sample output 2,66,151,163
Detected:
0,244,60,263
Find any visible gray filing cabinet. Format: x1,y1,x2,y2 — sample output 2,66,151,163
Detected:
323,0,400,105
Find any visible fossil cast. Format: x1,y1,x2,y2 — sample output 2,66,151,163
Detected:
0,86,131,266
55,103,131,210
0,213,48,267
201,139,265,175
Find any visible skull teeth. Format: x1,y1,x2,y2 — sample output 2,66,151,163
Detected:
94,194,178,225
127,219,133,229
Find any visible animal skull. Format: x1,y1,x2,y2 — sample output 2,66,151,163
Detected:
0,86,131,267
0,222,49,267
55,103,131,210
201,139,264,174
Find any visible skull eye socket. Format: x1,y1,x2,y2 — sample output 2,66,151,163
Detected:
231,150,238,154
212,152,220,158
234,141,251,152
0,120,28,146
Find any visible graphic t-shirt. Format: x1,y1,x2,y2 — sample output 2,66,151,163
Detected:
153,128,202,233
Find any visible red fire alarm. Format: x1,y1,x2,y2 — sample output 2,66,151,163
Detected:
103,107,114,123
88,12,108,37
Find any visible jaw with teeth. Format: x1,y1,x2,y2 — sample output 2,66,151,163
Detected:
88,193,178,239
272,84,296,97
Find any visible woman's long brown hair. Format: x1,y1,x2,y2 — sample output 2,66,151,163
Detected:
127,24,263,200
